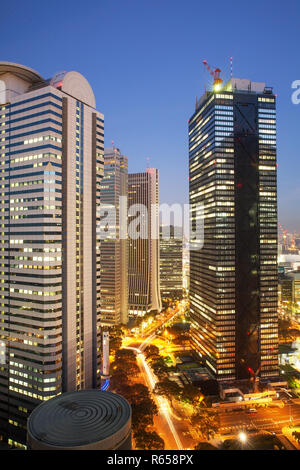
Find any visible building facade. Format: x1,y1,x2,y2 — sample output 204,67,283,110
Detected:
100,147,128,326
128,169,162,315
189,78,278,381
0,62,104,446
160,226,183,300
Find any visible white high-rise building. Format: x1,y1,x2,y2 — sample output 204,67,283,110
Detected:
0,62,104,446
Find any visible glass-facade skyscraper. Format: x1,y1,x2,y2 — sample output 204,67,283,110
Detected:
189,78,278,381
160,226,183,300
0,62,104,446
100,147,128,326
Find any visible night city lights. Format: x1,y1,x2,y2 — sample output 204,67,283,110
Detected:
0,0,300,464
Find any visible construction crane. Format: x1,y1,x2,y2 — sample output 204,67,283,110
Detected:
203,59,223,91
248,365,261,392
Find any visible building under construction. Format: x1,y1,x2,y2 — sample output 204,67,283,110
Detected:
189,64,278,381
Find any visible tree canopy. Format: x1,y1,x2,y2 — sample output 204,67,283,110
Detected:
134,430,165,450
153,379,181,407
190,406,220,440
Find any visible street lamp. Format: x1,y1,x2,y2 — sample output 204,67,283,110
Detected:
238,431,247,445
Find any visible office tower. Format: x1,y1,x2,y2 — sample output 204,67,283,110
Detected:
160,226,183,300
128,169,162,315
286,272,300,318
0,62,104,446
189,77,278,381
100,147,128,326
279,276,293,304
182,240,190,294
290,272,300,305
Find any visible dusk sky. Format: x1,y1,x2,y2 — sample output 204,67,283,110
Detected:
2,0,300,230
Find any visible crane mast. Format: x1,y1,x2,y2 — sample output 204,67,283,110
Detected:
203,59,223,91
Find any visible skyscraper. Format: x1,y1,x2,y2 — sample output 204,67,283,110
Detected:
128,169,162,316
160,226,183,300
0,62,104,446
189,77,278,381
100,147,128,326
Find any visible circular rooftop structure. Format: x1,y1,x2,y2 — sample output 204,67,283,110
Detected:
0,62,43,83
58,70,96,108
27,390,132,450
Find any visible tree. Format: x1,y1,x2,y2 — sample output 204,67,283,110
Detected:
115,349,136,362
111,358,139,376
150,357,169,379
111,348,140,378
194,442,218,450
134,430,165,450
289,376,300,390
110,370,130,394
292,431,300,443
180,384,204,405
127,383,151,404
190,406,220,440
153,379,181,408
144,344,160,360
109,335,122,354
110,350,140,392
131,397,158,429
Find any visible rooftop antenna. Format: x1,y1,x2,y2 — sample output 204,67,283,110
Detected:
112,140,117,153
230,56,233,80
146,157,150,169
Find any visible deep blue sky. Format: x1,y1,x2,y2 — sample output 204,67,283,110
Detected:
2,0,300,230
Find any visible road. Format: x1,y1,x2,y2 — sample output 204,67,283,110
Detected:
123,302,196,450
139,305,184,338
217,392,300,437
123,300,300,448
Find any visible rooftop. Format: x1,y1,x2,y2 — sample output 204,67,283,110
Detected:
27,390,131,448
195,77,273,112
0,61,44,83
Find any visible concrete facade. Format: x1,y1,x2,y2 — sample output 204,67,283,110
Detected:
0,63,104,446
128,169,162,315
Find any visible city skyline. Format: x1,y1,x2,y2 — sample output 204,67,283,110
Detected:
1,0,300,454
1,0,300,231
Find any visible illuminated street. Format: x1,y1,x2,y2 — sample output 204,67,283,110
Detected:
121,301,300,450
122,301,197,450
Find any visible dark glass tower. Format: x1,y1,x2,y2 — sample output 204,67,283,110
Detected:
160,226,183,300
189,78,278,381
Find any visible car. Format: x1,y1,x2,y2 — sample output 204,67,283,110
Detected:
247,408,257,413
